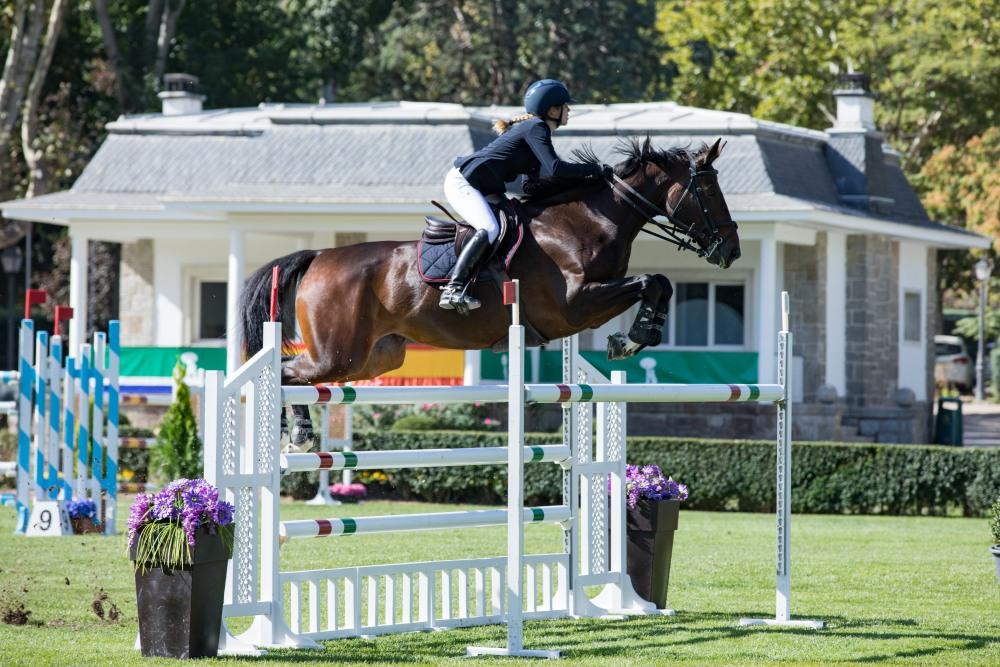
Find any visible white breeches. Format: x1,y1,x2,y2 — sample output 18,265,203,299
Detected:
443,167,500,244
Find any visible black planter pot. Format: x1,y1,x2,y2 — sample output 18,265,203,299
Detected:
626,499,679,609
131,526,233,659
991,546,1000,584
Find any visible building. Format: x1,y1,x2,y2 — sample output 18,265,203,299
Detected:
1,74,987,442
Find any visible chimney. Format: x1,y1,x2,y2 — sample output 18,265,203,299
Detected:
158,73,205,116
831,72,876,132
824,72,894,215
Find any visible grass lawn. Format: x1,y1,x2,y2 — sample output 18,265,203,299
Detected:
1,496,998,666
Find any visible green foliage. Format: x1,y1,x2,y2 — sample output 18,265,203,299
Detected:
118,426,154,484
990,497,1000,544
392,415,439,431
356,402,501,432
992,347,1000,403
320,431,1000,516
131,522,234,573
953,310,1000,343
150,362,202,481
343,0,662,105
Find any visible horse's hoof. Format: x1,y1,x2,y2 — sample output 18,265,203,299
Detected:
628,325,662,347
607,333,628,360
291,423,314,447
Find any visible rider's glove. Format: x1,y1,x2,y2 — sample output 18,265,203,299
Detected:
600,164,615,180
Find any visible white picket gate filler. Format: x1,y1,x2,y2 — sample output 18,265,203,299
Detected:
202,283,821,657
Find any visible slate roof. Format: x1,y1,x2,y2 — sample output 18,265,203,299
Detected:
0,100,983,242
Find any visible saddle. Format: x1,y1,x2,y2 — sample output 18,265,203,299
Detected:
417,197,526,285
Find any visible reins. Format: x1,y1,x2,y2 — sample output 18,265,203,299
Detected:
608,159,735,260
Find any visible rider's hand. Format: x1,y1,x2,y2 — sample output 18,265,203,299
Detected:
600,163,615,180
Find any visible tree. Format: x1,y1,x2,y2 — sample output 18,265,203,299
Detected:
0,0,64,247
656,0,1000,171
344,0,662,106
917,128,1000,295
20,0,68,198
93,0,187,112
150,361,203,481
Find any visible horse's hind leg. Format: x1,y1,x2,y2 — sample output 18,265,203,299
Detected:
280,335,407,447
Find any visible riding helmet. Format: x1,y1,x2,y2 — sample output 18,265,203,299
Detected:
524,79,575,116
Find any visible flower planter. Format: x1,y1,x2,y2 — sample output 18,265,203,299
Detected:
991,546,1000,584
71,516,102,535
131,527,233,659
626,498,679,609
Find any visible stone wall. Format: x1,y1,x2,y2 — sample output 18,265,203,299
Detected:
119,239,154,345
844,235,898,408
784,236,826,402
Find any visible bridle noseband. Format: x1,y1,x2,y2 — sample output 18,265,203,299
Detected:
608,159,737,262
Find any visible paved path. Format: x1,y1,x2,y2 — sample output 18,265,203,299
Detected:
955,399,1000,447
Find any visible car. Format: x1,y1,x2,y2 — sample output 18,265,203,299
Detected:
934,334,974,393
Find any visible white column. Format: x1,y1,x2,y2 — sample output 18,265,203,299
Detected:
757,236,778,384
227,228,245,374
825,232,847,395
463,350,481,385
69,233,89,352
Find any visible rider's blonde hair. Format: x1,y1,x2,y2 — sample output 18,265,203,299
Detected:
493,113,535,135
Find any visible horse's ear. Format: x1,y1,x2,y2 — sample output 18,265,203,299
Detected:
699,138,725,166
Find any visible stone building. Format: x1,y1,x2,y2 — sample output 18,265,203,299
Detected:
1,74,987,443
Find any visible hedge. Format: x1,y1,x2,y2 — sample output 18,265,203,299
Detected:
280,431,1000,517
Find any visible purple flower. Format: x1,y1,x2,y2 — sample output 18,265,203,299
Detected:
127,479,234,549
622,464,690,509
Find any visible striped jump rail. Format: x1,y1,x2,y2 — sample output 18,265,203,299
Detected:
280,505,572,540
281,382,783,406
118,437,157,450
281,444,570,473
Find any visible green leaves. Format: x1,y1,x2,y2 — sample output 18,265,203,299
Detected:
150,360,202,482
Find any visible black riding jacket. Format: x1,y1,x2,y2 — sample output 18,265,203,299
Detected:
454,117,601,195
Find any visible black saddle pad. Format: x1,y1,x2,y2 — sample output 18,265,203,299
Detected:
417,203,525,284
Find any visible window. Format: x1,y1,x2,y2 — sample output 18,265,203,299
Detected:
903,291,922,342
672,281,746,348
676,283,709,346
586,278,747,350
199,281,227,340
714,285,745,345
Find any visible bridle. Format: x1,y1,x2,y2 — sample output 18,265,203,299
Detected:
608,159,737,263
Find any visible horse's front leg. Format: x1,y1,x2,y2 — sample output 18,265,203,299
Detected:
563,273,670,360
607,274,672,360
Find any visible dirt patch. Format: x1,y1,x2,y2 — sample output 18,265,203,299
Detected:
91,589,121,622
1,600,31,625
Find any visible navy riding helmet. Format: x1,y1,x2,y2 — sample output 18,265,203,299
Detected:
524,79,575,117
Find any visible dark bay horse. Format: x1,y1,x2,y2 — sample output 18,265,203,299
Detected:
240,137,740,442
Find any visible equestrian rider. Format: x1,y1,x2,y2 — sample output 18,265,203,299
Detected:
441,79,612,312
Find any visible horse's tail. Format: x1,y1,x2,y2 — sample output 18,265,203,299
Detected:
239,250,319,360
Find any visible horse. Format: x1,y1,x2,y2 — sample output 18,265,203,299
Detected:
239,136,740,443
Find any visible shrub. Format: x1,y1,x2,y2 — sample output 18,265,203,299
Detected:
150,362,202,481
356,402,500,431
392,415,438,431
991,347,1000,403
990,497,1000,544
322,432,1000,516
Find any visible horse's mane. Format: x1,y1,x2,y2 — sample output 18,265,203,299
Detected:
519,136,704,208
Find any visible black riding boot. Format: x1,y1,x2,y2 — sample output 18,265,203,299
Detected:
439,229,491,313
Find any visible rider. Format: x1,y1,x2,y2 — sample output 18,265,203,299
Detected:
440,79,612,312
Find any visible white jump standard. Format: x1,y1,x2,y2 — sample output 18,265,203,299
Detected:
200,282,821,657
